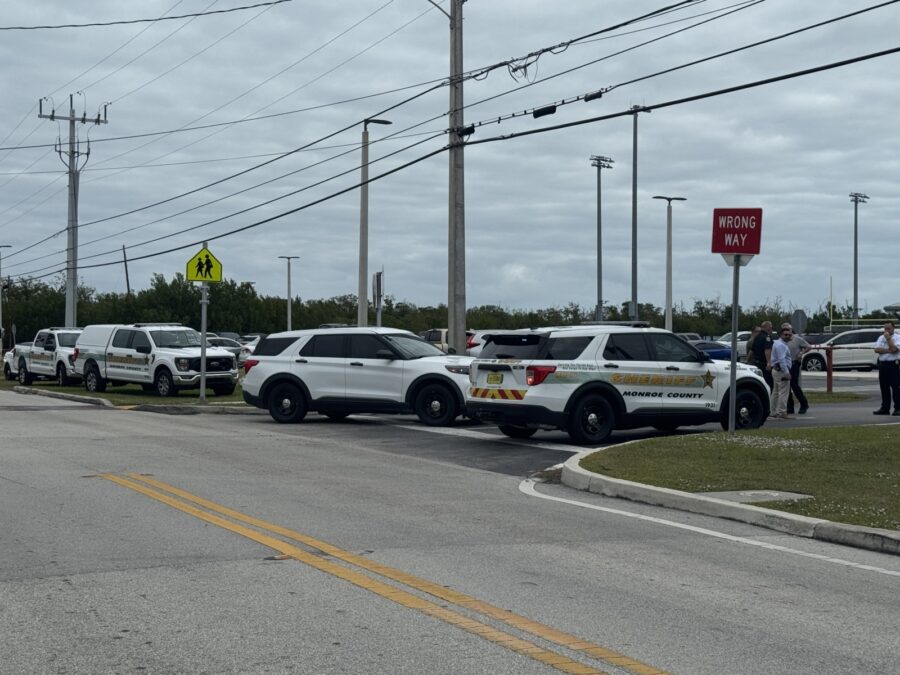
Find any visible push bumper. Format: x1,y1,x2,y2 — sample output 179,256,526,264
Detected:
466,401,567,428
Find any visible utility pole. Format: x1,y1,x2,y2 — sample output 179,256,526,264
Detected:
38,95,108,327
0,245,10,349
590,156,613,321
122,245,131,296
630,106,649,321
849,192,868,329
279,255,299,331
448,0,466,354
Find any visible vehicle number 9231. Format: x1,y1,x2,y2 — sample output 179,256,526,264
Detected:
487,372,503,385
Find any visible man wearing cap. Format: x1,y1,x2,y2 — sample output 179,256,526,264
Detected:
873,320,900,416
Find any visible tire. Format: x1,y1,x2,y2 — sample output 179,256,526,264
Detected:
211,383,236,396
56,364,71,387
498,425,537,439
720,388,766,431
267,382,307,423
154,369,178,397
4,363,13,381
414,383,458,427
84,364,107,393
803,354,825,372
17,360,33,385
567,394,615,445
323,411,349,421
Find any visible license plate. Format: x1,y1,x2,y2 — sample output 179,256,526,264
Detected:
486,371,503,385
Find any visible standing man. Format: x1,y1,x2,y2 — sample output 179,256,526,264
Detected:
769,325,793,419
873,320,900,415
751,320,774,390
784,324,811,415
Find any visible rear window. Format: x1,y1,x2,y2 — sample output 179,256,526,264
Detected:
479,334,592,360
254,336,301,356
299,334,345,358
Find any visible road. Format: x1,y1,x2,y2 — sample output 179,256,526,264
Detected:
1,386,898,674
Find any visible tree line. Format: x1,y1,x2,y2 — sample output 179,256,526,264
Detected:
1,272,893,349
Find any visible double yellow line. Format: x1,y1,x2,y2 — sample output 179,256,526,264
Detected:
101,473,669,675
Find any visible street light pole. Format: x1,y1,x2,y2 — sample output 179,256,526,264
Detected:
358,118,392,327
653,196,687,332
0,245,10,349
590,156,613,321
278,255,298,331
849,192,868,329
630,106,650,320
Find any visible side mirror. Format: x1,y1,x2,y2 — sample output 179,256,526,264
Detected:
447,347,457,355
44,344,55,352
699,352,712,363
135,345,152,355
375,349,395,360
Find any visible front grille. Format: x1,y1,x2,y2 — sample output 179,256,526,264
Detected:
189,356,234,372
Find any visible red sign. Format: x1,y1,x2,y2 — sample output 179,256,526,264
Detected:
711,208,762,255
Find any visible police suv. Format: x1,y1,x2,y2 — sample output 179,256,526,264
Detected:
15,327,82,385
466,325,769,444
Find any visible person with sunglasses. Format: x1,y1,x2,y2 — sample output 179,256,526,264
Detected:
769,326,794,419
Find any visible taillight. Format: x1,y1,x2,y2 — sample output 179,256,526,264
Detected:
466,334,477,349
526,365,556,386
73,348,80,361
243,358,259,375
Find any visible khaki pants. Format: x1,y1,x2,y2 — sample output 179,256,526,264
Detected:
771,373,791,416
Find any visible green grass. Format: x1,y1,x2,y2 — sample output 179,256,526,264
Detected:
803,390,867,404
1,376,247,407
580,425,900,530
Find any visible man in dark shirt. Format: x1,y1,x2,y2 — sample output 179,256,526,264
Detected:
751,320,774,389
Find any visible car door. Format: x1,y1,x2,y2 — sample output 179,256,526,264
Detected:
344,333,405,403
600,333,664,413
105,329,132,381
129,330,153,382
32,331,53,375
647,333,720,414
294,333,347,402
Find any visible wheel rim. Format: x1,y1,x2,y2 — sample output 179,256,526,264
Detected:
58,367,64,385
157,374,171,395
805,357,823,372
277,392,296,416
426,393,446,418
736,396,760,427
582,406,605,436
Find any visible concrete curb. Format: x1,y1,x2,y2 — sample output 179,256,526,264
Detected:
561,448,900,556
14,386,114,407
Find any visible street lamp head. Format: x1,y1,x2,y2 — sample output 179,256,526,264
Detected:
364,118,392,129
653,195,687,203
278,255,299,261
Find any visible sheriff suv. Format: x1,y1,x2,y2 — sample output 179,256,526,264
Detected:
467,325,769,444
241,327,472,426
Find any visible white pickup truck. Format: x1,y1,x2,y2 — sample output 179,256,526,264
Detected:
14,327,83,386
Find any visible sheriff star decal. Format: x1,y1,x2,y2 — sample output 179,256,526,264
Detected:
702,369,715,388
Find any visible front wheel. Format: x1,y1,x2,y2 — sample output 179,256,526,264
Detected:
802,354,825,372
414,383,458,426
57,364,71,387
567,394,615,444
720,388,766,431
84,364,107,392
17,361,33,385
4,363,13,381
154,369,178,397
267,383,307,423
498,425,537,439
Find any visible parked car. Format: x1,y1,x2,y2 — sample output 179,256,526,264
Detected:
676,332,703,342
467,325,768,443
241,326,473,426
716,330,752,356
4,343,31,380
207,337,243,363
466,330,501,357
240,335,263,362
420,328,449,352
689,339,732,361
216,332,241,342
801,328,882,372
14,328,82,385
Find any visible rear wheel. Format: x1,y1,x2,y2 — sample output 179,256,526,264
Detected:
17,360,33,385
267,383,307,423
498,425,537,439
567,394,615,444
3,363,12,381
720,388,766,430
84,364,107,393
57,364,71,387
154,369,178,397
802,354,825,372
414,383,458,426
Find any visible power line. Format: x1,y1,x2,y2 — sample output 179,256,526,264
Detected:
0,1,294,31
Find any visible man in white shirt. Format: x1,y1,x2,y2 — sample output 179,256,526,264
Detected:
769,326,793,419
873,320,900,416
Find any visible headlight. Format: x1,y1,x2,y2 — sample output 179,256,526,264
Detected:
445,365,470,376
175,358,190,371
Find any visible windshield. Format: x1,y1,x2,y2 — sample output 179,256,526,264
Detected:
382,333,446,359
149,329,202,349
57,333,80,347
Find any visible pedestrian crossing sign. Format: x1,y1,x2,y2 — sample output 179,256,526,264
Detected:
186,247,223,282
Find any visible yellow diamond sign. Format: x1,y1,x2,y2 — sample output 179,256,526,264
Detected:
186,247,223,282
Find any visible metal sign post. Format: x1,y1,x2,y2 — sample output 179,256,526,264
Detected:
200,281,208,403
186,241,223,404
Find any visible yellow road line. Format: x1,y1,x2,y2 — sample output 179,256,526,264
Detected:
101,473,606,675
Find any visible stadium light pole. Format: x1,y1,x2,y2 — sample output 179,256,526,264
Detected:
849,192,868,329
278,255,298,331
0,245,10,349
590,156,613,321
358,118,392,327
630,106,650,320
652,196,686,332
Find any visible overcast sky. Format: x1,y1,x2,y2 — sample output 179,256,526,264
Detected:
0,0,897,319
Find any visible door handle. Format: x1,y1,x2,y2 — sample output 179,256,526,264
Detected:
602,363,619,368
294,358,307,363
350,361,364,367
666,365,680,371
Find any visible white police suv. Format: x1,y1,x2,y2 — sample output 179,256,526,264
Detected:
466,325,769,444
241,327,473,426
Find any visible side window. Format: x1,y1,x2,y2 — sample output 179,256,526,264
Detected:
862,331,881,344
255,337,301,356
44,334,56,350
34,332,47,348
131,331,151,351
350,335,391,359
111,330,132,348
299,334,346,358
544,336,593,360
649,334,699,362
602,334,651,361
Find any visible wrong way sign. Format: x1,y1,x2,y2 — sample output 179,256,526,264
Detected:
711,208,762,256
